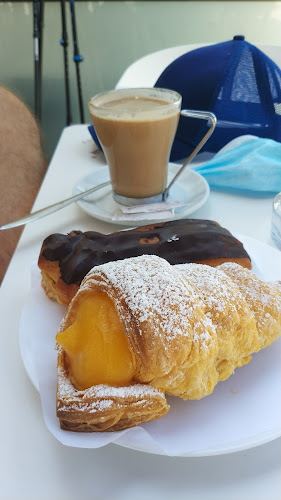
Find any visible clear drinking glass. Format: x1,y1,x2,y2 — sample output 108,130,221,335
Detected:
271,192,281,250
89,87,216,206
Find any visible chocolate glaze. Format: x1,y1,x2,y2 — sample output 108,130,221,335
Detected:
41,219,250,285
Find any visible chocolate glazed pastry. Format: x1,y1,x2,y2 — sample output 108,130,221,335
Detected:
38,219,251,306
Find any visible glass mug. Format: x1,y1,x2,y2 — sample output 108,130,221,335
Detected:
89,88,216,206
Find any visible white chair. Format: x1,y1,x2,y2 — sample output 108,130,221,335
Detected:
116,43,281,89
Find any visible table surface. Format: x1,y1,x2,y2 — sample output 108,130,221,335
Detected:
0,124,280,500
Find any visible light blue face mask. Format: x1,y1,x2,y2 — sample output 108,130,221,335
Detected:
193,136,281,196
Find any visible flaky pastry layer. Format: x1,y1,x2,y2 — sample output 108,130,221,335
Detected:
57,351,169,432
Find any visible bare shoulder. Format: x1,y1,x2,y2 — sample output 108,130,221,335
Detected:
0,86,46,169
0,86,47,282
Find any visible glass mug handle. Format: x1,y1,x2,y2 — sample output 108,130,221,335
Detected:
163,110,217,200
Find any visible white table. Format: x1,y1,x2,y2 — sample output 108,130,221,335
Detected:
0,125,280,500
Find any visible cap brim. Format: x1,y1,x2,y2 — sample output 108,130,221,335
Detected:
88,125,102,151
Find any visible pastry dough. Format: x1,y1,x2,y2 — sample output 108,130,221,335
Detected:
218,262,281,349
57,365,169,432
56,255,281,432
38,219,251,306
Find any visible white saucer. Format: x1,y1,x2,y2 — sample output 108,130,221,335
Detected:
73,163,209,226
19,235,281,456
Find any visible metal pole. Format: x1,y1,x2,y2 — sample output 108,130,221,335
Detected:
33,0,44,120
60,0,72,125
33,0,41,120
38,0,44,114
69,0,85,123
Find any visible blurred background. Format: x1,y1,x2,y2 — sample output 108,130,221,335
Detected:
0,1,280,160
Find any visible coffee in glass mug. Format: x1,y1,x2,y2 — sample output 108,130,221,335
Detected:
89,88,181,205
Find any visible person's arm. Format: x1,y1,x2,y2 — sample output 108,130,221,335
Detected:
0,86,47,283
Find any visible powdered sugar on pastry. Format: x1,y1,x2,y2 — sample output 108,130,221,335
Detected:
83,254,212,342
56,352,170,432
176,263,260,383
57,363,165,402
78,255,217,398
218,262,281,348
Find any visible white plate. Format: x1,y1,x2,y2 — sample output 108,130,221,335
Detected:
73,163,209,226
19,235,281,456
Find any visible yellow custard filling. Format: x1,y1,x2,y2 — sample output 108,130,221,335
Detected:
56,292,135,390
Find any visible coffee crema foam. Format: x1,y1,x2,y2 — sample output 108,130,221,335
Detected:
94,96,178,121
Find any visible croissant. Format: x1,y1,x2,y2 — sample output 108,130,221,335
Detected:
56,255,281,432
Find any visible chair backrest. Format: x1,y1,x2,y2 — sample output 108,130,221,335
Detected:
116,43,281,89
